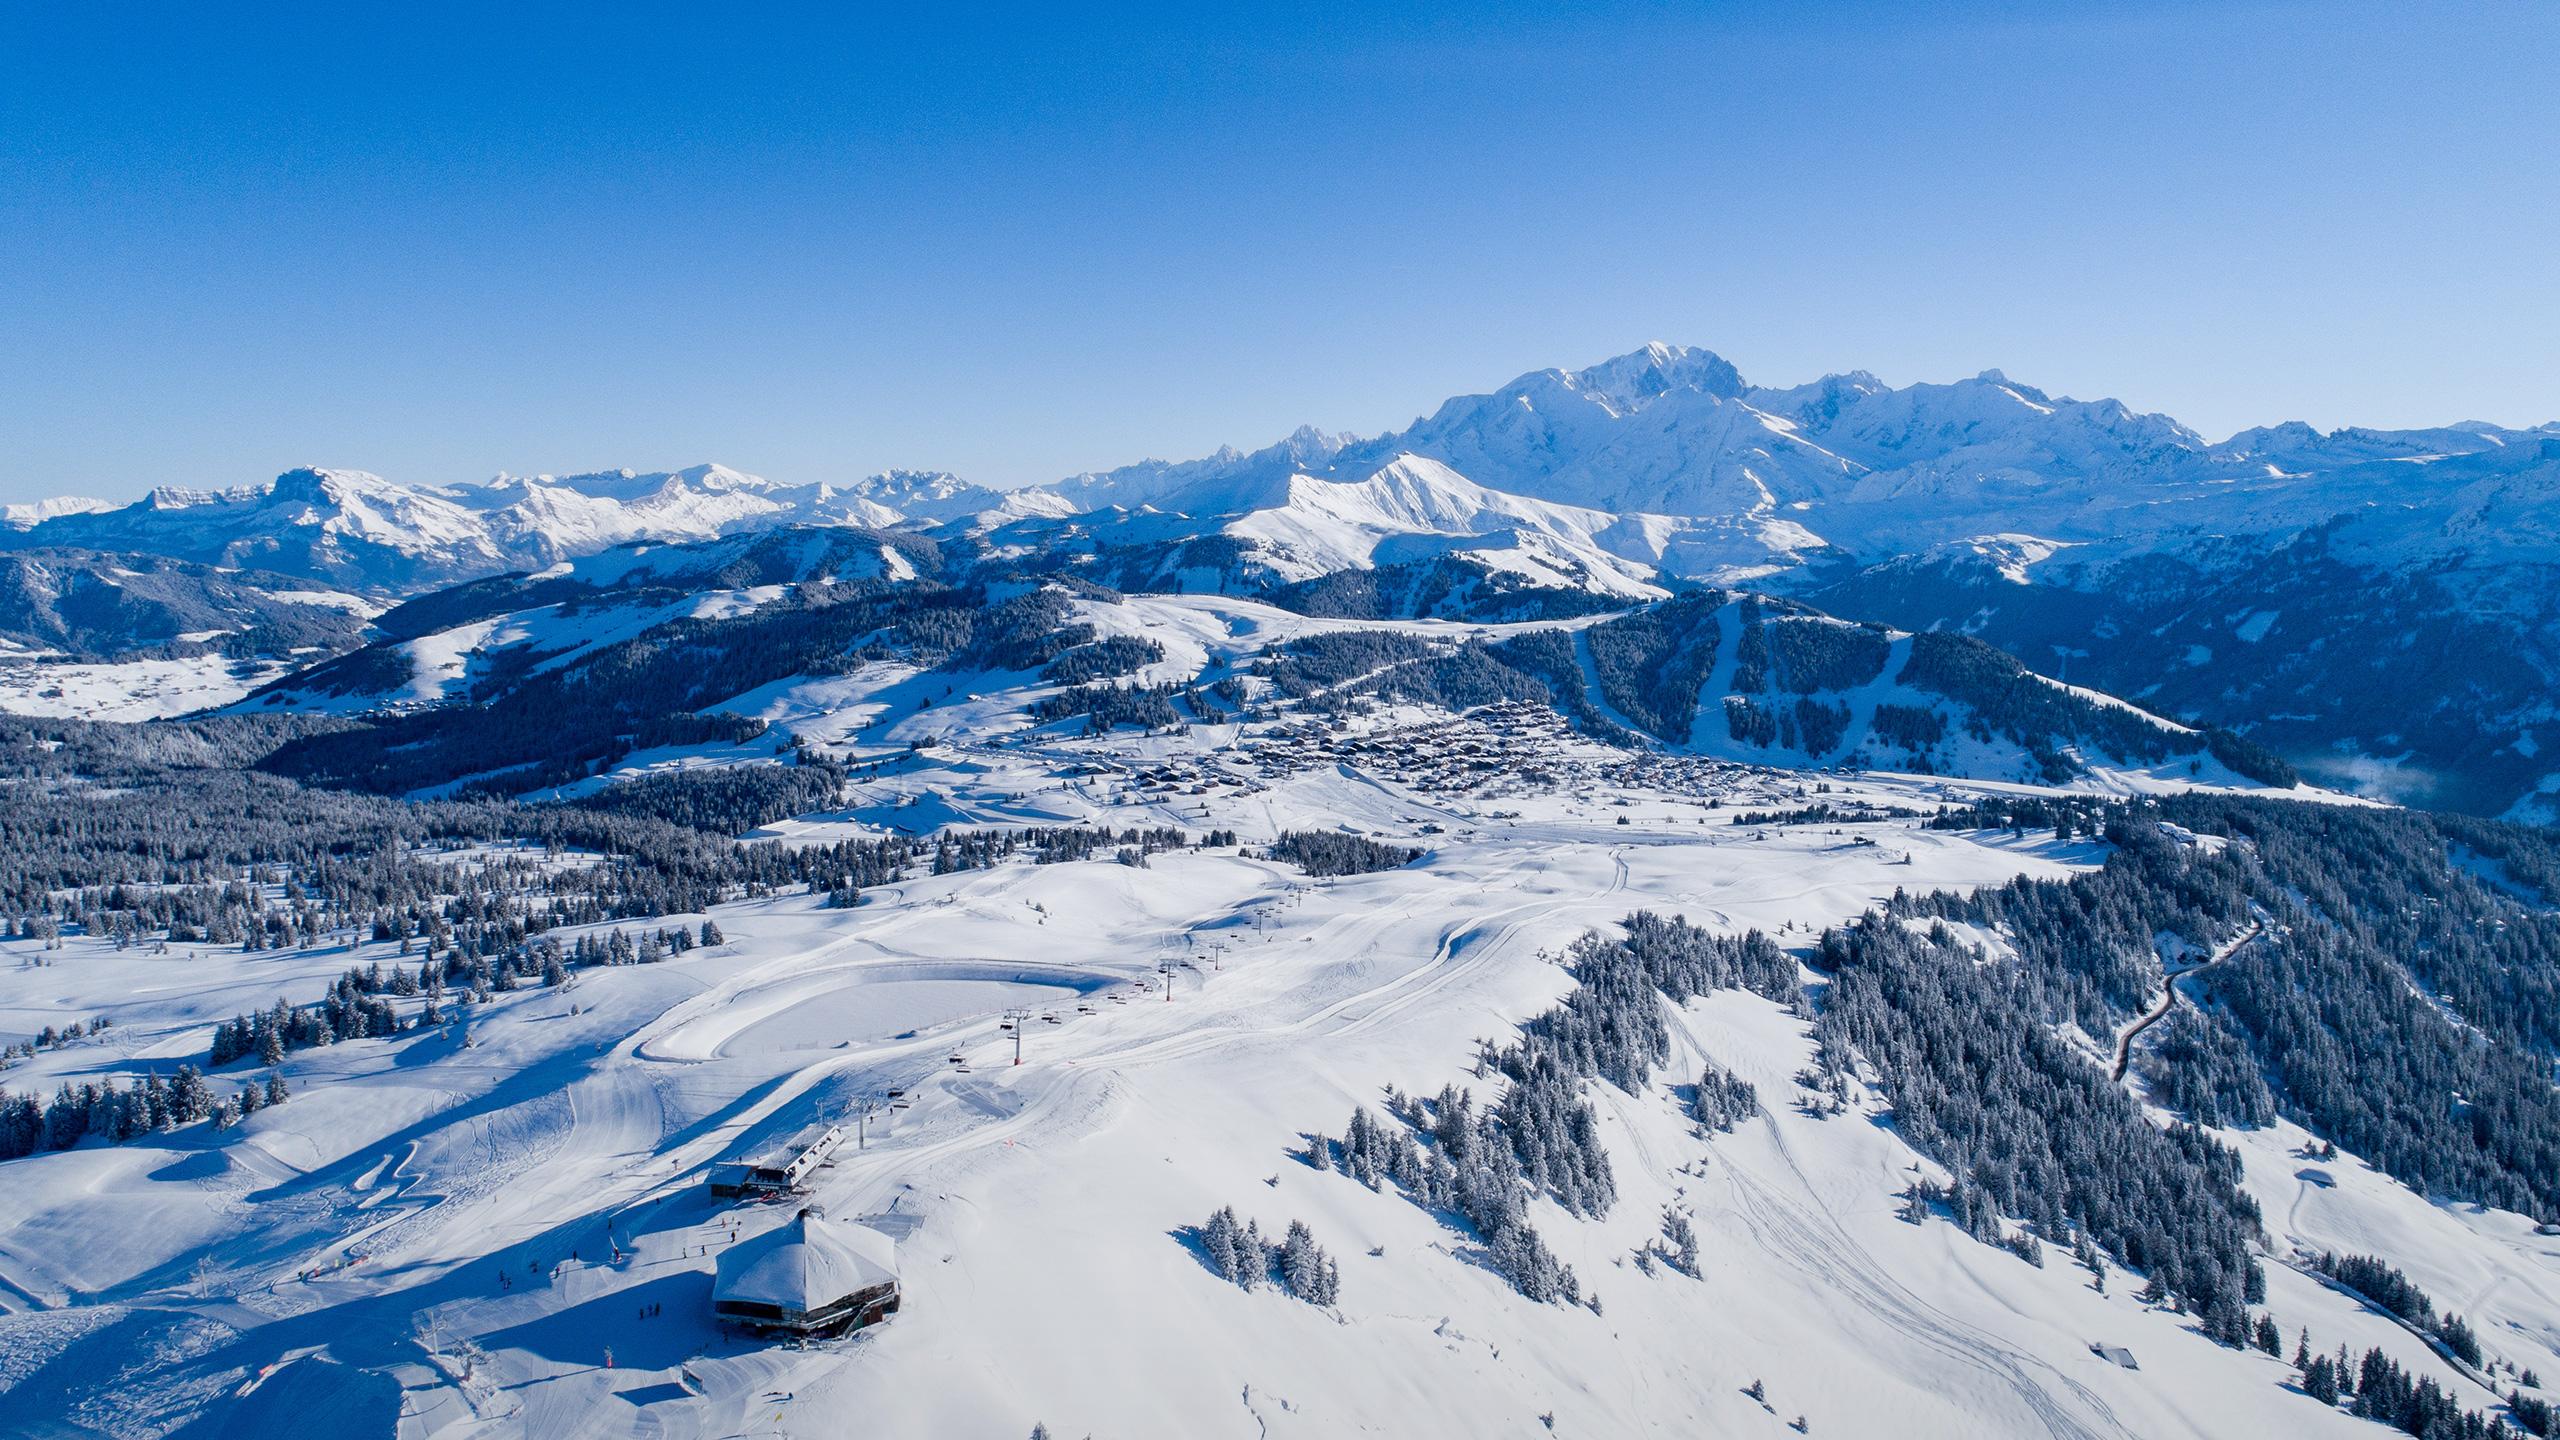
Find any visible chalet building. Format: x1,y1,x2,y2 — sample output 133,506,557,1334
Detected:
714,1209,903,1336
709,1121,847,1199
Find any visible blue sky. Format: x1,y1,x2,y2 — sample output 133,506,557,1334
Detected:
3,1,2553,501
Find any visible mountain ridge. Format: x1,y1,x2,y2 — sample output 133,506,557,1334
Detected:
3,343,2557,815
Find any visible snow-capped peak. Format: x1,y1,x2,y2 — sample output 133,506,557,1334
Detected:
1,494,118,530
1556,341,1749,413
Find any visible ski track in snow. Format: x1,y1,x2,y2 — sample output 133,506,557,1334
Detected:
1736,1117,2127,1440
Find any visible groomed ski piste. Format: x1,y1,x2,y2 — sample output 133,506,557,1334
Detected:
0,596,2547,1440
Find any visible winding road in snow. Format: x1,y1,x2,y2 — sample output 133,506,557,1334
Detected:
2109,924,2261,1083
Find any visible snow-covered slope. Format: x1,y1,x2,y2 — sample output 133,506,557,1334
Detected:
226,556,2304,822
4,344,2558,1439
467,464,801,563
1801,438,2560,816
0,707,2536,1440
7,467,511,591
1049,423,1357,516
994,345,2558,812
1220,456,1662,593
0,548,382,720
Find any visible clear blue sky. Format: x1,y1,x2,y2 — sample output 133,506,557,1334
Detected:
3,1,2553,502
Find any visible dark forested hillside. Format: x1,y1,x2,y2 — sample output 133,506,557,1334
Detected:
0,548,372,660
1803,544,2515,812
1581,591,1726,740
1904,795,2560,1222
1813,913,2270,1332
260,580,987,795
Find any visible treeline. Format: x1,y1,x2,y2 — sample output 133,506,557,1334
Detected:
5,737,1236,978
1769,616,1889,693
1330,641,1553,717
0,713,908,962
1257,631,1438,700
1728,798,1930,828
926,825,1208,874
1869,701,1949,760
2321,1347,2516,1439
1898,630,2185,782
1041,634,1164,685
569,759,848,835
1267,831,1421,877
206,973,401,1064
1922,793,2112,838
1730,695,1852,756
1724,696,1777,748
957,586,1092,672
0,721,1264,1099
1028,682,1185,733
363,527,944,646
1252,629,1574,731
2203,726,2300,787
261,577,986,795
2315,1253,2483,1368
0,764,841,960
1,1067,289,1161
1263,818,2548,1421
1317,1092,1583,1305
0,1016,110,1063
1731,597,1771,691
6,915,745,1168
204,920,720,1064
0,712,352,778
1885,633,2298,787
1263,555,1628,624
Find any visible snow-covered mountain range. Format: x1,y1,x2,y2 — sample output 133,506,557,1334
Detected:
0,464,1031,592
14,345,2550,605
3,343,2555,813
1039,341,2560,586
14,345,2553,594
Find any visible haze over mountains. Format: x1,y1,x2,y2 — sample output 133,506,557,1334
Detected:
4,343,2556,816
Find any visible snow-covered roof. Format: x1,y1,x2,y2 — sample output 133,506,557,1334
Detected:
715,1211,900,1311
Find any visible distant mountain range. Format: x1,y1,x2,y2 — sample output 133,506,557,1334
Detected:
0,463,1039,591
5,343,2555,817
